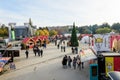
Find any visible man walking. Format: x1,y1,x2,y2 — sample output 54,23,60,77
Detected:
33,45,37,56
25,49,29,58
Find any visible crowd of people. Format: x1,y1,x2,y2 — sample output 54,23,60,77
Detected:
56,40,66,52
62,55,84,70
55,40,84,70
25,45,44,59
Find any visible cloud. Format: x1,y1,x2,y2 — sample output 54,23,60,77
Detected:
0,0,120,26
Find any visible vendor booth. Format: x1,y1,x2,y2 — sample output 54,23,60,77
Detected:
79,48,98,80
79,48,97,62
22,37,35,49
0,47,20,57
0,57,11,72
97,53,120,80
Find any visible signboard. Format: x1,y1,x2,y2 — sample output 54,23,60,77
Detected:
79,48,97,62
95,38,103,43
105,57,114,76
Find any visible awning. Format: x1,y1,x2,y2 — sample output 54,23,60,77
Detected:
79,48,97,62
0,57,11,72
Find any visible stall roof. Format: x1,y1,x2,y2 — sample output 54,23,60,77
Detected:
0,47,20,50
101,53,120,57
79,48,97,62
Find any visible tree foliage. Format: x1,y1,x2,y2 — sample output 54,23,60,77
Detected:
96,27,111,34
0,24,9,37
111,23,120,33
77,22,120,34
49,30,58,37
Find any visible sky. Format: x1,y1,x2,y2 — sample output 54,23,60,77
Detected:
0,0,120,27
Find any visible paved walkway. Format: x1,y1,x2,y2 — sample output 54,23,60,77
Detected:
3,42,72,72
0,41,90,80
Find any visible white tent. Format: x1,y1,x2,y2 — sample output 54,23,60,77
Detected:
81,36,92,44
79,48,97,62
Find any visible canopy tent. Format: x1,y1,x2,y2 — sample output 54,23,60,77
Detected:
79,48,97,62
81,36,92,44
0,57,11,72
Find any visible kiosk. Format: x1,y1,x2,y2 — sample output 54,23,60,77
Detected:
90,64,98,80
98,53,120,80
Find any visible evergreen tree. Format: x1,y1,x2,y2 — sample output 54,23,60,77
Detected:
70,22,79,47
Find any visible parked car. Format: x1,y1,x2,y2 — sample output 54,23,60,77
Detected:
108,71,120,80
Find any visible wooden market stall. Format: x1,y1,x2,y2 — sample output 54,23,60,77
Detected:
0,57,11,72
22,37,35,49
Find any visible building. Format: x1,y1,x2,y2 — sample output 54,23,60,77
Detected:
14,26,30,40
14,25,36,40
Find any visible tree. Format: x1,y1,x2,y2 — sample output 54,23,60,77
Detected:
43,29,49,36
0,24,9,37
70,23,78,47
111,23,120,33
96,27,111,34
99,22,110,28
49,30,58,37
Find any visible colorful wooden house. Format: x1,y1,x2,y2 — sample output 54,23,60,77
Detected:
32,36,49,46
32,36,42,47
22,37,35,48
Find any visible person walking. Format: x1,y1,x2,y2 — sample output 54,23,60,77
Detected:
62,55,67,69
68,56,72,68
57,44,60,49
10,62,16,70
77,58,81,70
73,57,77,69
33,45,37,56
63,46,65,52
9,53,14,63
71,47,74,54
37,47,40,57
25,49,29,58
81,62,84,69
75,47,78,54
61,46,63,52
40,49,43,57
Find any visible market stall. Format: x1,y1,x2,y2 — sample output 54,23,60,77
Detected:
0,57,11,72
79,48,97,62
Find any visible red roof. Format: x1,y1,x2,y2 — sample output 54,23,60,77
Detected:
22,37,34,44
80,34,92,37
32,36,39,41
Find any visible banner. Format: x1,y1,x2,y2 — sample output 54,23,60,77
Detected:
11,30,15,40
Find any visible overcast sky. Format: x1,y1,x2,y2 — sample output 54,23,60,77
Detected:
0,0,120,27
